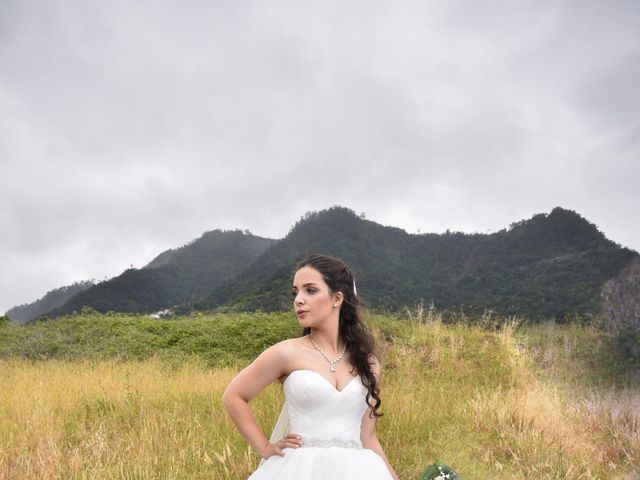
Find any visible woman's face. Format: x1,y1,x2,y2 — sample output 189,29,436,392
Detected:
292,266,341,326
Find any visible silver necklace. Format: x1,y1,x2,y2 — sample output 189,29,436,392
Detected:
309,334,346,372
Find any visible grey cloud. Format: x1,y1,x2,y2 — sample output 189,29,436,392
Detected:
1,0,639,312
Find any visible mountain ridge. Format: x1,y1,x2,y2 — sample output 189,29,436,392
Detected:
195,206,637,320
6,280,95,324
36,229,276,320
9,205,638,323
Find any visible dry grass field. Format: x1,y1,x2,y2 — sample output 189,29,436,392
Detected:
0,310,638,479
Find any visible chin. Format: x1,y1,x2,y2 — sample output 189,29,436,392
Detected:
298,319,314,329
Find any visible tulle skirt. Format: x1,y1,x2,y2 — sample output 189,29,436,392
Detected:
248,445,393,479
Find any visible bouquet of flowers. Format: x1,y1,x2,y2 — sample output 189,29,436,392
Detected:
419,460,462,480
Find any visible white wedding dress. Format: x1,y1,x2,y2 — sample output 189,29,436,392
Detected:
247,369,393,479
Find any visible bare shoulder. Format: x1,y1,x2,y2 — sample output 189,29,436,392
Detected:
268,337,303,359
222,337,305,403
271,337,308,377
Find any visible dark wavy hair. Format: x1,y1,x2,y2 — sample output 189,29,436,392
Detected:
295,254,383,419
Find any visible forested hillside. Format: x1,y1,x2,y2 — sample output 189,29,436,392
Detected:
17,206,638,323
42,230,275,318
197,206,637,320
6,280,95,324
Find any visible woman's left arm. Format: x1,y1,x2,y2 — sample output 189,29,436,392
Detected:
360,358,400,480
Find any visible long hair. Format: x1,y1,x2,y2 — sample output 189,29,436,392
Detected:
295,254,383,419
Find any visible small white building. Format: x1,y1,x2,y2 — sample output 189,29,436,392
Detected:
149,308,173,319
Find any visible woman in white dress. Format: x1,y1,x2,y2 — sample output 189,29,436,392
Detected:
222,254,399,479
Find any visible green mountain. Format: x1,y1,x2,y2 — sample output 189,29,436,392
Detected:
6,280,95,324
28,206,637,322
42,230,276,318
195,206,637,320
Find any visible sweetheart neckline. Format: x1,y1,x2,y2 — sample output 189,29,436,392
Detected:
283,369,360,393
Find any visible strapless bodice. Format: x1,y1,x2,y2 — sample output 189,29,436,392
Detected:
283,369,368,444
248,369,394,479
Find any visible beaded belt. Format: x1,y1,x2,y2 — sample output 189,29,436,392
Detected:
300,437,364,450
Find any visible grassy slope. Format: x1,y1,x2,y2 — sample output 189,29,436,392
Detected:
0,311,299,367
0,312,638,479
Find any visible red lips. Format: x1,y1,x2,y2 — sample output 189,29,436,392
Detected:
296,309,308,315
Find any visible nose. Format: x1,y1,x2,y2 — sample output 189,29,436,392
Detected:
294,293,304,305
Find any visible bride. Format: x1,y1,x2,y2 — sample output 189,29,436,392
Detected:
222,254,399,479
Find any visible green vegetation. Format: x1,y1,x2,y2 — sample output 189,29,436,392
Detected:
18,206,637,325
616,326,640,363
6,280,95,324
1,310,638,479
0,309,299,367
198,206,637,321
43,230,275,319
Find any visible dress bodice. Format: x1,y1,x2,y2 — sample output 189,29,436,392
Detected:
283,369,368,443
249,369,393,479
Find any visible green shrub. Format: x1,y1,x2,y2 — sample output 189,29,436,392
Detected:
616,327,640,362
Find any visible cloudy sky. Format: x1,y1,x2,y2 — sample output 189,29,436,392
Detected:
1,0,639,314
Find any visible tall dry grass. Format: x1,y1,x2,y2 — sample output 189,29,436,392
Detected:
1,312,638,479
466,318,640,480
469,378,640,478
0,357,282,479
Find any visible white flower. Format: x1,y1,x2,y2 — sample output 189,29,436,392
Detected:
434,472,452,480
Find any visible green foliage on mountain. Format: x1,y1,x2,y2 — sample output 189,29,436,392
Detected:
6,280,95,324
25,205,637,323
43,230,275,318
196,206,637,321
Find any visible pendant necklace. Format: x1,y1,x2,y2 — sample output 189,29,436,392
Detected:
309,334,346,372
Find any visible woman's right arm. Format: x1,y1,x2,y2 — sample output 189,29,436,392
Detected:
222,340,302,459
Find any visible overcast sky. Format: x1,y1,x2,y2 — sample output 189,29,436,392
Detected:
1,0,639,313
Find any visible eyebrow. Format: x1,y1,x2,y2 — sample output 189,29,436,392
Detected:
292,282,318,288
